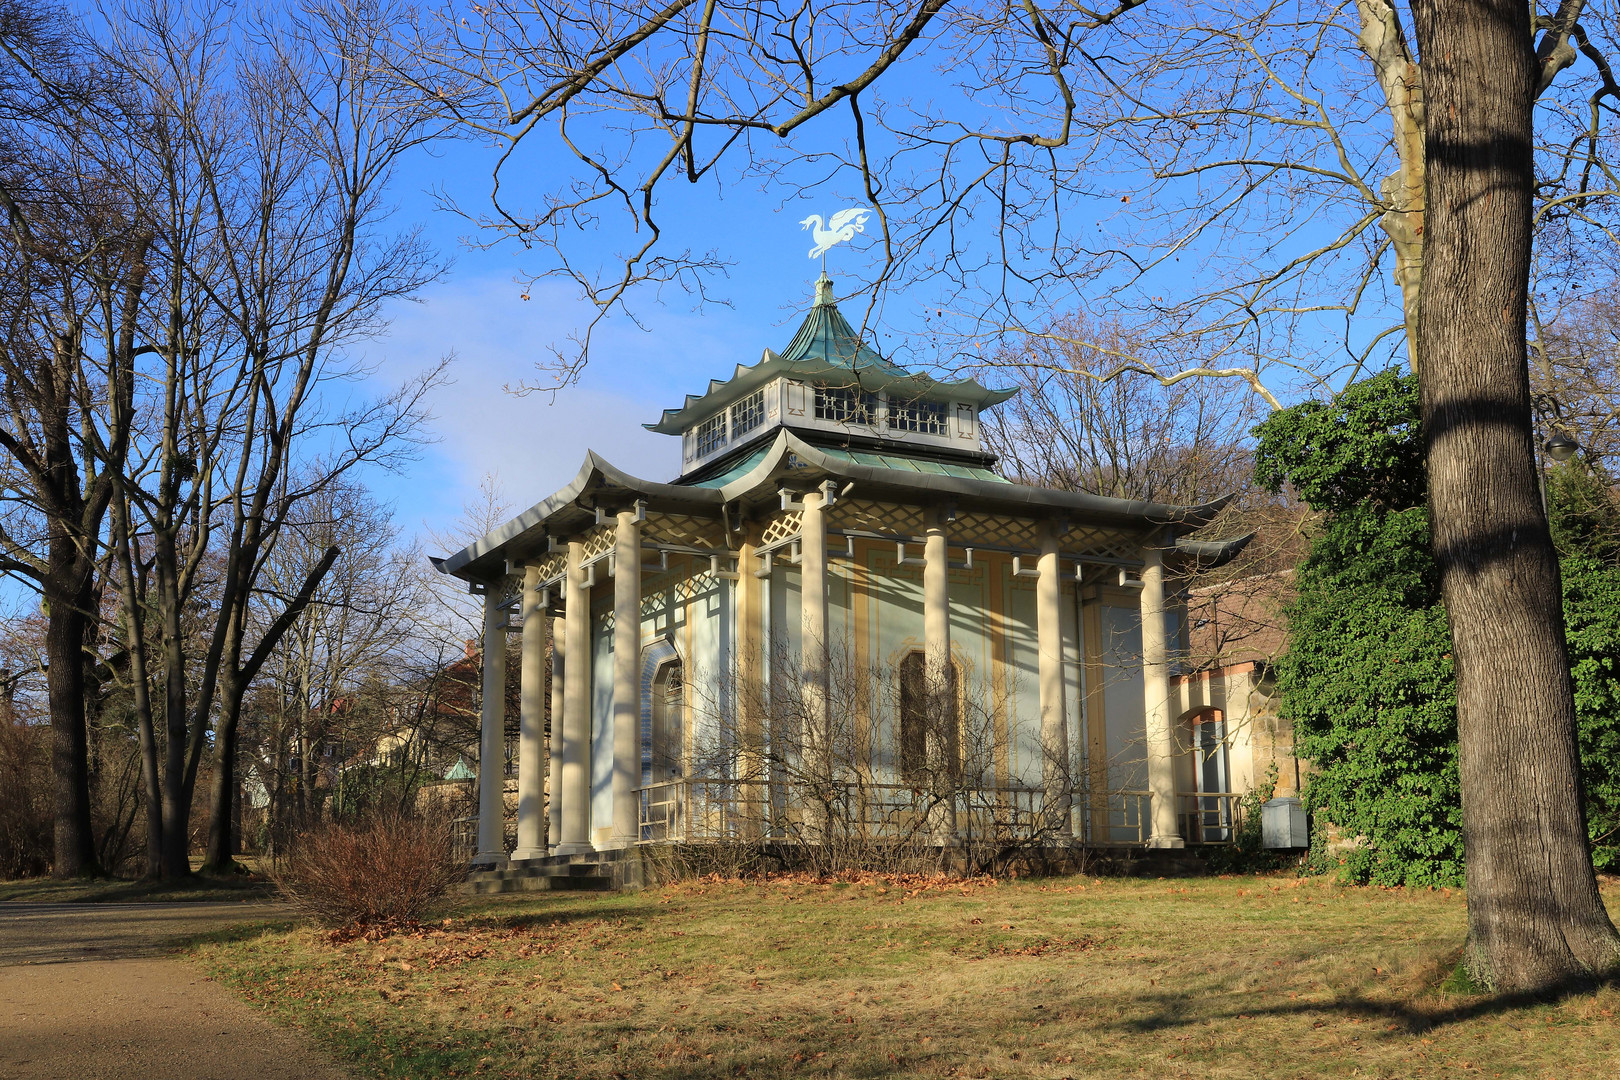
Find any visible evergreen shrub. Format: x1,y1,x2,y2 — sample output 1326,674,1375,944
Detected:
1255,371,1620,884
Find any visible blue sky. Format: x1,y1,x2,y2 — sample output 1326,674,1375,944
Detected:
358,139,957,549
359,144,848,550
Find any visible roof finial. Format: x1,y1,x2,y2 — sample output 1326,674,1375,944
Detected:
815,271,835,307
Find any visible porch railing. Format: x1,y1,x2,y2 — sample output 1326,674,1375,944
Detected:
636,780,1241,846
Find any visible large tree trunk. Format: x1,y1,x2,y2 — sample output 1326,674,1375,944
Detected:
1411,0,1620,991
43,566,98,878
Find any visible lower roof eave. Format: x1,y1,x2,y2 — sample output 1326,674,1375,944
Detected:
433,451,724,583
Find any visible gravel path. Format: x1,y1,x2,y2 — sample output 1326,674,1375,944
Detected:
0,902,348,1080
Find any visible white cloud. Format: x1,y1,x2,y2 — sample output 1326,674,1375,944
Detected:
360,274,760,530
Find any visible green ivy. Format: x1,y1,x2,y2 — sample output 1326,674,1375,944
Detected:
1256,370,1620,884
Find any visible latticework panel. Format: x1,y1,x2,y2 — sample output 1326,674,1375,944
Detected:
644,512,727,548
493,573,524,610
578,522,616,561
1062,525,1137,561
530,550,568,583
759,511,803,547
952,512,1040,551
830,498,926,538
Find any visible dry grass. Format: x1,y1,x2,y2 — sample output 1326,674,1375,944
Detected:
191,873,1620,1079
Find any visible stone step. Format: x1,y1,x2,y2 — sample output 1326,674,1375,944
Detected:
461,855,618,895
485,862,605,880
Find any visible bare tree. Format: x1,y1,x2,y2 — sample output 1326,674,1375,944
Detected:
241,479,428,854
0,3,153,876
91,0,447,878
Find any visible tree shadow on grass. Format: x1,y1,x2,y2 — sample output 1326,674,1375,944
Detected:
1106,966,1620,1039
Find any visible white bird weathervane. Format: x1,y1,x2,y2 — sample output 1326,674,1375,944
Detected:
801,206,874,263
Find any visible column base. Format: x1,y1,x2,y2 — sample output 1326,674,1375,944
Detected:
601,834,639,850
1145,835,1186,850
509,847,549,863
551,841,594,856
470,850,509,868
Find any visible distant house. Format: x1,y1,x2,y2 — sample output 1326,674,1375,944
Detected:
435,275,1292,866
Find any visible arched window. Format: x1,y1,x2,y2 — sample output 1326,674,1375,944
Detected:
651,659,685,783
898,651,958,782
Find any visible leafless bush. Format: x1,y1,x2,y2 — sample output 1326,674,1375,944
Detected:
668,636,1081,879
273,811,458,933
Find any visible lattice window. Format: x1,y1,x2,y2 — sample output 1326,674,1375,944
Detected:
887,397,947,435
730,389,765,439
695,412,728,457
814,386,878,424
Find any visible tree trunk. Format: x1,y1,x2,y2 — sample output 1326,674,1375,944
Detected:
43,571,97,878
1411,0,1620,991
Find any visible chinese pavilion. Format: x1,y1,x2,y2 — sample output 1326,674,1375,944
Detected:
434,275,1276,872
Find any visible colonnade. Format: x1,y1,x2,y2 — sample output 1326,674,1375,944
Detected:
470,497,1183,867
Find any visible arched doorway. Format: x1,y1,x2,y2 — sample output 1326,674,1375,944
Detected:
1189,707,1231,842
650,657,685,784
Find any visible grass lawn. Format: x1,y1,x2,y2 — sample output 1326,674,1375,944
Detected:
190,872,1620,1079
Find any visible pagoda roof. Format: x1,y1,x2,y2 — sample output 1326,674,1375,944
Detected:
644,275,1017,435
433,429,1247,584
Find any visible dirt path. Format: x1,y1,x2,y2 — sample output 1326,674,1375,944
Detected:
0,903,348,1080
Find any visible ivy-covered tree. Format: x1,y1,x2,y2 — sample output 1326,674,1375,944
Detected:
1256,372,1620,884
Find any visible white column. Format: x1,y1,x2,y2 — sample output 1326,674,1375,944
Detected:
609,510,643,847
547,614,565,851
1037,521,1073,837
923,512,956,842
473,588,508,867
1140,543,1184,848
512,566,548,861
555,540,593,855
800,488,830,816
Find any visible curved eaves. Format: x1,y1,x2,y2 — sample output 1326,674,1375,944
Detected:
1170,532,1256,570
765,432,1235,530
435,453,723,581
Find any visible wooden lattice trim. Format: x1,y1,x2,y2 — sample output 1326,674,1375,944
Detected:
644,512,727,548
830,498,926,538
759,511,803,547
578,522,616,561
530,550,568,583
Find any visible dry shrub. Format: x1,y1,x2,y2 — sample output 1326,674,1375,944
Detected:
274,812,458,934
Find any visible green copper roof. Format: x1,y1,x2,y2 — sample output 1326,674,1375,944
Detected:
644,274,1017,435
688,444,774,488
813,446,1012,483
775,275,913,379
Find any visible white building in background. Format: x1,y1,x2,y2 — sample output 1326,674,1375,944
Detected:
434,275,1284,868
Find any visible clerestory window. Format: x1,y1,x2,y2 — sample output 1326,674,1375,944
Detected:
887,398,948,435
814,386,879,425
695,412,728,457
730,389,766,439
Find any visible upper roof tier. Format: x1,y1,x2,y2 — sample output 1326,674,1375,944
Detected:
643,274,1018,436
